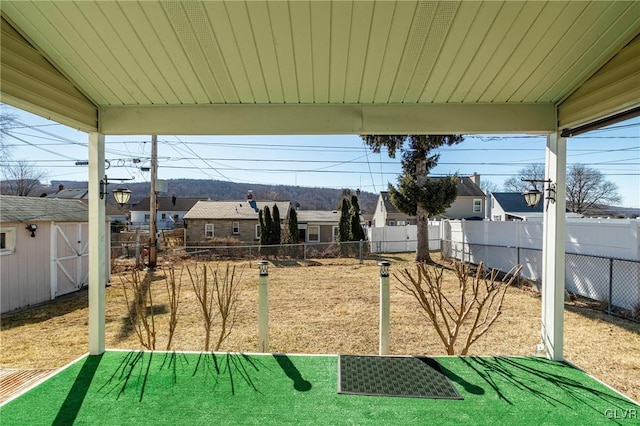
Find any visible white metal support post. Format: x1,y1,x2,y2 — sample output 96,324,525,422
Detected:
541,132,567,361
88,132,106,355
379,261,390,355
258,260,269,352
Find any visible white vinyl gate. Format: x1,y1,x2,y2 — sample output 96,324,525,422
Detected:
50,222,89,298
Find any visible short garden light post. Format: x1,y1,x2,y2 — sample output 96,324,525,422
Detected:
258,260,269,352
379,261,391,355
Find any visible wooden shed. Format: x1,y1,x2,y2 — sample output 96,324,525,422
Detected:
0,195,110,313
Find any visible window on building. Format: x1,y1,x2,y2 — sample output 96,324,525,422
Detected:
396,220,406,226
144,214,150,223
255,225,261,240
473,199,482,213
161,213,167,220
204,224,214,238
332,226,338,241
233,222,240,234
0,228,16,254
388,220,396,226
308,226,320,242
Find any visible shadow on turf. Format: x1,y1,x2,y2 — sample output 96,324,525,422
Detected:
458,356,634,413
91,351,312,402
52,354,103,426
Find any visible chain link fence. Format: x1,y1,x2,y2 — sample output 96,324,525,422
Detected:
442,239,640,322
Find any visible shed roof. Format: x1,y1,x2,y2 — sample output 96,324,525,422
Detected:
183,201,291,220
0,195,88,223
296,210,341,224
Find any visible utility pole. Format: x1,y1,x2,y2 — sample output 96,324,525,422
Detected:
149,135,158,269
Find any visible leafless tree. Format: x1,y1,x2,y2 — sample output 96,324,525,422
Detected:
0,110,17,159
504,163,622,213
1,159,47,196
566,163,621,214
503,163,545,193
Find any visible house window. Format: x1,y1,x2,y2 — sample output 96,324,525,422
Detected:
396,220,406,226
332,226,338,241
233,222,240,234
473,199,482,213
255,224,261,240
204,224,214,238
0,228,16,254
144,214,150,223
388,220,396,226
161,213,167,220
308,226,320,242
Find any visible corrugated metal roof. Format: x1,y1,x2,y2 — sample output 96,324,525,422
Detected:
183,200,291,220
0,195,88,223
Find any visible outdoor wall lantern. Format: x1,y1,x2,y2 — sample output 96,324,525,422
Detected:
522,179,556,209
100,175,133,206
26,224,37,237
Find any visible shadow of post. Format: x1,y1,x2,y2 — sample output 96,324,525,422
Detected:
273,354,312,392
52,354,103,426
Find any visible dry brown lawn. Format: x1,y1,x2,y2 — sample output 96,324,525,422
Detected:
1,252,639,402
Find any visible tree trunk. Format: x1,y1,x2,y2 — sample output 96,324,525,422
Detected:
415,204,432,263
415,156,432,263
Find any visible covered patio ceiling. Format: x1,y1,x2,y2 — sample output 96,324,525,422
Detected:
1,0,639,136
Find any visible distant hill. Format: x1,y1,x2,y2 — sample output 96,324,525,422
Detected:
49,179,380,214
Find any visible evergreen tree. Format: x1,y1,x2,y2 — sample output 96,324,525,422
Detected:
338,198,351,242
259,206,273,245
350,195,366,241
287,207,300,244
362,135,463,263
271,204,281,245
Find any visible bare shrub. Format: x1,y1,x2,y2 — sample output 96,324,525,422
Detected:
396,261,522,355
186,263,243,351
121,270,156,350
164,265,182,350
120,266,182,351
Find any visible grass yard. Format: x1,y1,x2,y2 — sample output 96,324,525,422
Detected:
1,252,639,402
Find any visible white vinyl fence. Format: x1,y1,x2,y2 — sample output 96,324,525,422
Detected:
442,219,640,313
367,223,441,253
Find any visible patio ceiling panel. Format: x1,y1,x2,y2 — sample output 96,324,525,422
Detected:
0,17,97,131
558,33,640,130
1,1,639,135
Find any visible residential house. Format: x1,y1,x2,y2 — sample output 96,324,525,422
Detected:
371,174,486,227
490,192,584,221
131,196,206,230
183,200,291,245
0,195,110,313
296,210,361,243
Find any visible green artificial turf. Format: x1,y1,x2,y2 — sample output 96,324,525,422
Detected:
1,352,637,425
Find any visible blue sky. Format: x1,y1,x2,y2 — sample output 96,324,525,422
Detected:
2,103,639,207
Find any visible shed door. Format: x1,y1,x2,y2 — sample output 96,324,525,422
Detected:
51,223,89,297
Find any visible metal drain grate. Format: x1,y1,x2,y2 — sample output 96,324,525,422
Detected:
338,355,463,399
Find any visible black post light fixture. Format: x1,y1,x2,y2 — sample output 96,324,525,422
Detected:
522,179,556,209
100,175,134,206
26,224,37,237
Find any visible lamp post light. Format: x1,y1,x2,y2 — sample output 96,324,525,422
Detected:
99,175,134,206
521,179,556,209
112,187,132,207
